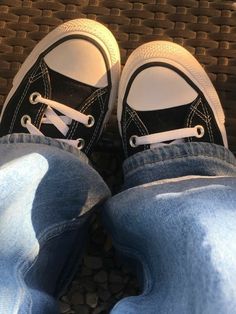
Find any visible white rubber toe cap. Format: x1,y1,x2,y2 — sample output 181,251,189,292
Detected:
44,39,108,88
127,66,198,111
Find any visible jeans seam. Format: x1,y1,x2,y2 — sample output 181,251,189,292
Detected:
124,154,236,178
16,217,89,314
20,218,89,281
0,134,88,161
37,219,87,244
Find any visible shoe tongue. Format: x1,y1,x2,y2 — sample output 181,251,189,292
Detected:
150,138,185,149
136,96,199,139
138,96,201,148
49,67,97,109
150,94,224,147
124,96,207,157
39,67,98,139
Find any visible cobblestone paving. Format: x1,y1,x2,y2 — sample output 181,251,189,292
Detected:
60,129,140,313
60,216,139,314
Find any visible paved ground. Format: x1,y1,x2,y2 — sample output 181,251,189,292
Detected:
60,129,140,314
60,215,139,314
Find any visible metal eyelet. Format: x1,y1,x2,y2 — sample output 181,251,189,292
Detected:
29,92,41,104
77,138,85,150
195,125,205,138
129,135,138,148
85,115,95,128
21,115,31,127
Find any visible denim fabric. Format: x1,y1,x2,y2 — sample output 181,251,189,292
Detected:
0,134,110,314
104,142,236,314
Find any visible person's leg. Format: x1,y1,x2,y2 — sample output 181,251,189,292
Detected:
0,18,120,313
104,41,236,313
105,142,236,314
0,134,110,314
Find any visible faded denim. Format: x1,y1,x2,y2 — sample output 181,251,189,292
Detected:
104,142,236,314
1,133,236,314
0,134,110,314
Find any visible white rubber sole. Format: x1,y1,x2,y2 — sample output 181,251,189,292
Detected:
1,19,121,132
118,41,228,148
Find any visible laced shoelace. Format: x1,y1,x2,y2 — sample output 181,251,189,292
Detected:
21,92,95,149
129,125,205,148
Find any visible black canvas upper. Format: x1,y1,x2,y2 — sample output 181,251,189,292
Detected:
120,63,224,158
0,36,111,156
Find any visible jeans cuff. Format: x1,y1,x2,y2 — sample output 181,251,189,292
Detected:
123,142,236,189
0,133,87,162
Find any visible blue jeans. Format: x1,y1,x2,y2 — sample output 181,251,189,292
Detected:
105,142,236,314
0,134,110,314
0,134,236,313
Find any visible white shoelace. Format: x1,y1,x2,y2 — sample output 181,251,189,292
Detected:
129,125,205,148
21,92,95,149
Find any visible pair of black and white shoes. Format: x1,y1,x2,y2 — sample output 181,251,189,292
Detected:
0,19,228,157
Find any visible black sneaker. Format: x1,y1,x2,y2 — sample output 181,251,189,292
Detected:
118,41,227,158
0,19,120,155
